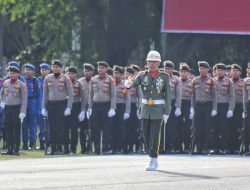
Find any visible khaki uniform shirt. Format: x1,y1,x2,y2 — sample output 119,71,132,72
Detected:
1,79,28,114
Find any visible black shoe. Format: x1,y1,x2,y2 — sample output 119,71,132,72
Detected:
208,149,219,155
70,145,76,154
22,141,29,150
2,148,13,155
13,148,20,156
29,141,35,150
37,140,45,150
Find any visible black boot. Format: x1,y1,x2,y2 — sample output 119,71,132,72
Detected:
13,146,20,156
29,141,36,150
64,144,70,154
37,140,45,150
22,141,28,150
2,146,13,155
49,144,56,155
70,145,76,154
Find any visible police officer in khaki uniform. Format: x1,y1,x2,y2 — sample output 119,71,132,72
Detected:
179,63,192,153
64,66,85,154
163,60,182,153
190,61,217,154
1,66,27,155
42,60,73,155
79,63,95,154
87,61,116,154
211,63,235,154
242,63,250,154
228,64,244,154
125,50,171,171
111,66,130,154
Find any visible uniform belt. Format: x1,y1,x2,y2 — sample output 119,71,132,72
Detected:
142,99,165,105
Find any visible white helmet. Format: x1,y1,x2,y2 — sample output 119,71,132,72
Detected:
146,50,161,62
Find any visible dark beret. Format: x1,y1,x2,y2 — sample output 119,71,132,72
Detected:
68,66,77,73
130,64,140,72
113,65,124,74
163,60,175,69
7,66,20,73
226,65,232,70
231,64,242,72
52,60,63,67
179,63,190,72
198,61,210,69
215,63,226,70
173,70,179,77
125,67,134,74
83,63,95,71
97,61,109,68
24,63,35,71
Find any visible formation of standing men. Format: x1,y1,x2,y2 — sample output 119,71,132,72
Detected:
1,51,250,162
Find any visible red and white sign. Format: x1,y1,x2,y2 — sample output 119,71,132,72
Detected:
161,0,250,35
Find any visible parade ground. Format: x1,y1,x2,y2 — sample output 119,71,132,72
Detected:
0,154,250,190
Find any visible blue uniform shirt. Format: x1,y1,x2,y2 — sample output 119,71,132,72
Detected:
24,76,42,112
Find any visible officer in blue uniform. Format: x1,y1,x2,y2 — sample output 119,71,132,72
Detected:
22,63,41,150
37,63,50,150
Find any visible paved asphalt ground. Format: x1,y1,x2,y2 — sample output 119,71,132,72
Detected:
0,155,250,190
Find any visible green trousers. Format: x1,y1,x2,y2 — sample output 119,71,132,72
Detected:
141,119,162,158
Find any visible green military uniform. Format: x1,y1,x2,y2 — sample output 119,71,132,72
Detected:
131,70,171,158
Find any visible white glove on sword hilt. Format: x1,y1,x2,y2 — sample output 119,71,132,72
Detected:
226,110,233,118
242,112,247,119
108,109,116,117
211,110,217,117
19,113,26,123
0,102,5,109
189,107,194,119
86,108,92,119
123,112,130,120
163,114,169,125
42,108,48,117
174,107,181,117
64,108,71,116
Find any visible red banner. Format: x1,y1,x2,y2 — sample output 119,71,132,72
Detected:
161,0,250,35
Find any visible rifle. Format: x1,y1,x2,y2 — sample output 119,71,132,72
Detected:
189,117,195,154
240,111,247,155
43,116,50,155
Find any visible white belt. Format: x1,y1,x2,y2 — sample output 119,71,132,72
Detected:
142,99,165,105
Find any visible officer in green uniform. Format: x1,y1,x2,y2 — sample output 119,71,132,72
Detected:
125,50,171,171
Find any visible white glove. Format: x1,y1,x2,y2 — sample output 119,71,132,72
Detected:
163,114,169,124
211,110,217,117
86,108,92,119
189,107,194,119
124,80,132,88
242,112,246,119
123,112,130,120
137,109,141,119
19,113,26,123
78,111,85,122
108,109,116,117
174,107,181,117
0,102,5,109
64,108,71,116
42,108,48,117
226,110,233,118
